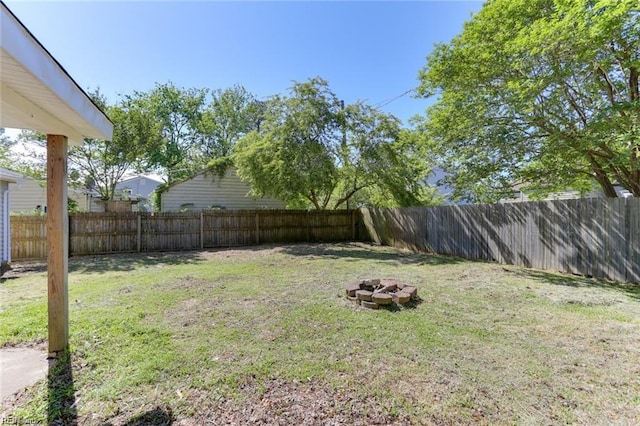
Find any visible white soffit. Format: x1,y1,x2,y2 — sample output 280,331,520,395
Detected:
0,166,19,183
0,2,113,145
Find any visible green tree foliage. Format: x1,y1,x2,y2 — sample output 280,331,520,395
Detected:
0,129,47,180
0,128,14,167
128,82,208,183
7,83,263,196
234,77,436,209
198,85,263,158
127,83,262,183
418,0,639,202
68,90,160,200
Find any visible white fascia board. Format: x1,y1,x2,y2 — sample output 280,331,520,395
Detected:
0,167,20,183
0,3,113,142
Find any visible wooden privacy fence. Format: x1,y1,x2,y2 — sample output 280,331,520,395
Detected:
9,215,47,260
12,200,639,284
10,209,359,260
360,198,640,284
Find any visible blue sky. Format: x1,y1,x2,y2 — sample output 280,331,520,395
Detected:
6,0,482,126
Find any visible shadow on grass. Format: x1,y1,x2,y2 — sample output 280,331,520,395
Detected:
47,348,173,425
379,295,425,312
518,269,640,301
69,251,205,275
0,276,19,282
120,406,174,425
279,242,463,266
48,348,77,425
10,242,463,277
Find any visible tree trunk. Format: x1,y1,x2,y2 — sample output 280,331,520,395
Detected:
589,154,618,197
599,181,619,198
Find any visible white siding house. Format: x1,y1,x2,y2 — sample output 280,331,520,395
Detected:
0,168,20,266
499,184,632,204
499,190,599,203
0,179,8,265
8,173,103,213
160,168,285,211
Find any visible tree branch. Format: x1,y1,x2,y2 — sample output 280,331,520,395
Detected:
307,189,321,210
562,83,588,127
595,65,623,112
630,66,639,102
333,185,367,210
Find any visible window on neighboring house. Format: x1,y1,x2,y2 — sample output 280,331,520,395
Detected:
179,203,195,212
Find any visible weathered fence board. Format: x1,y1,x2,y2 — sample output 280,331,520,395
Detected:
203,210,257,248
361,198,640,284
11,209,358,260
141,212,201,252
70,212,138,255
9,215,47,260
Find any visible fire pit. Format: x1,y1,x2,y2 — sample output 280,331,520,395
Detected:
345,279,418,309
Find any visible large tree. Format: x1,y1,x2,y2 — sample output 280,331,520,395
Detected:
418,0,639,202
234,77,435,209
128,82,208,183
197,85,263,159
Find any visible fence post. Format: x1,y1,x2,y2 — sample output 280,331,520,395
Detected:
68,214,72,257
307,210,311,242
137,213,142,252
255,211,260,245
351,210,356,241
200,211,204,250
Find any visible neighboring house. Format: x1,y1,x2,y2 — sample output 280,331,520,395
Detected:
115,175,162,212
425,167,468,205
499,183,632,204
0,168,20,267
7,172,104,213
613,184,633,198
159,167,285,211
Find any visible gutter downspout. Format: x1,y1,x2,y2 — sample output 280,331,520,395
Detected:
4,189,10,263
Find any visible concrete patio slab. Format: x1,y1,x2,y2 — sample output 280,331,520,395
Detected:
0,348,48,401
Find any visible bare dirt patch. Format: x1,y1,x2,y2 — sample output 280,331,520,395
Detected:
208,378,411,426
0,262,47,280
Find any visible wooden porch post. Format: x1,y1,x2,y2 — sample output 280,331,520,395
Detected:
47,134,69,357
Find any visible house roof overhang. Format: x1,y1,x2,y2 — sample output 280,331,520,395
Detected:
0,167,19,183
0,2,113,145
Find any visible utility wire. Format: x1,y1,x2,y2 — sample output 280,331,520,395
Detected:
373,88,415,110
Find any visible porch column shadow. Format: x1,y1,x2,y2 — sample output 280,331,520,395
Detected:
48,347,77,425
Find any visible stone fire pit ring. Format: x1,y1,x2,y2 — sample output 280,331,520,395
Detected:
345,279,418,310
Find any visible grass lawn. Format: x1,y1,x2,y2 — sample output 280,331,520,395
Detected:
1,243,639,425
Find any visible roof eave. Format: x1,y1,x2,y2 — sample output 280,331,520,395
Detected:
0,2,113,145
